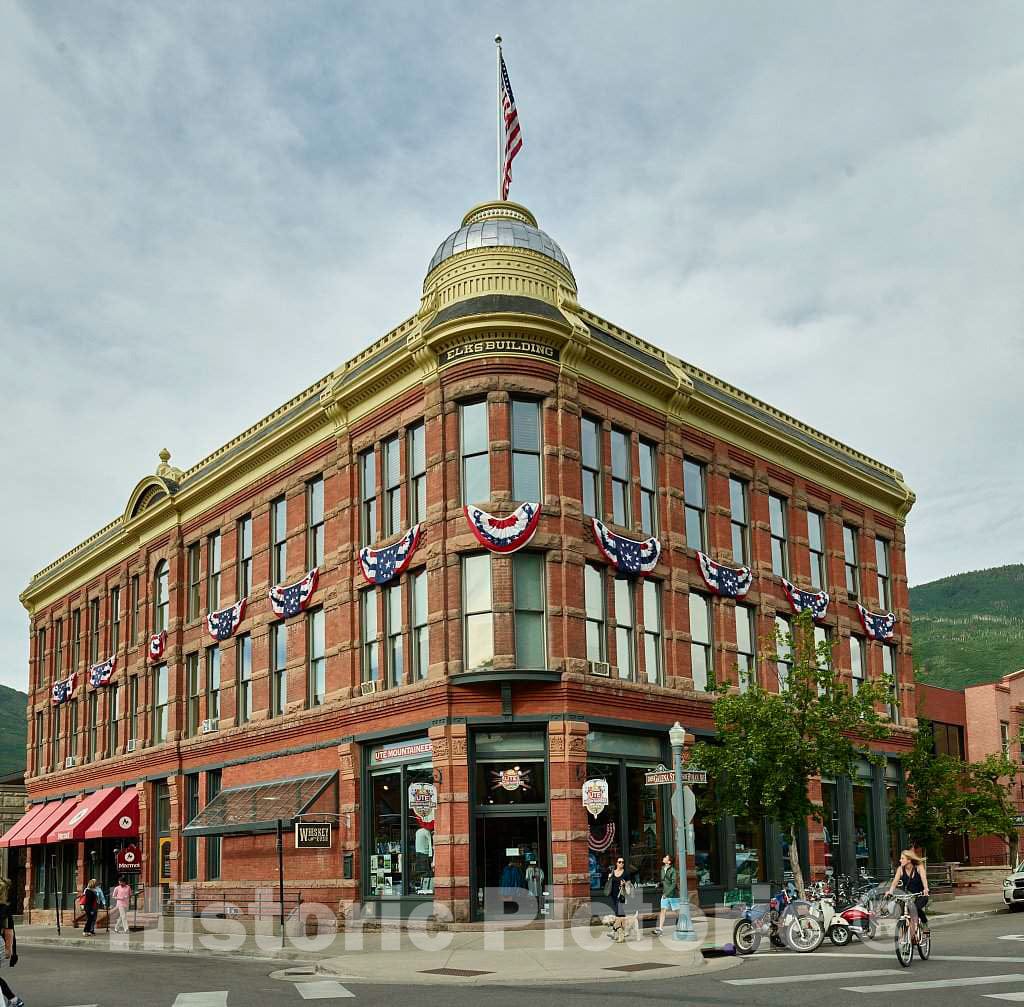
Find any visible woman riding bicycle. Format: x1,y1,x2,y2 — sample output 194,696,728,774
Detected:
887,849,930,941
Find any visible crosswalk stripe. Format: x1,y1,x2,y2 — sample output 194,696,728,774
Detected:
984,995,1024,1002
296,980,357,1000
172,995,229,1007
726,970,903,985
776,952,1024,965
842,974,1024,993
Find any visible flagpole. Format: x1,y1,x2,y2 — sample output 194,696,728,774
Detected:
495,34,502,200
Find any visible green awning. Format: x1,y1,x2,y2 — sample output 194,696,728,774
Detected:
182,772,336,837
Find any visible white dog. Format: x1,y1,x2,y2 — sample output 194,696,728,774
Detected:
601,911,641,941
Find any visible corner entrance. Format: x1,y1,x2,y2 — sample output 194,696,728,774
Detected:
474,814,548,921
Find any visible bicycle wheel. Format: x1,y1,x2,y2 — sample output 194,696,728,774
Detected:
784,913,824,953
895,918,913,967
918,928,931,961
733,919,761,955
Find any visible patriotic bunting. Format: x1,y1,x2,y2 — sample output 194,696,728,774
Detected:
697,551,753,598
88,657,116,689
269,568,319,619
591,518,661,577
465,502,541,554
207,598,247,642
588,821,616,853
857,603,896,641
781,578,830,621
52,674,76,706
148,630,167,663
359,524,424,586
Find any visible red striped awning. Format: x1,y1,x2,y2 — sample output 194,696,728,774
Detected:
0,802,49,850
15,797,76,847
85,788,139,840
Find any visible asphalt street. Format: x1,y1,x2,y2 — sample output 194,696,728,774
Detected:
5,910,1024,1006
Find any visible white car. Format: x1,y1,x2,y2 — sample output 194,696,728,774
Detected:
1004,863,1024,910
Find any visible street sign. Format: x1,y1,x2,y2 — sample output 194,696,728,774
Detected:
294,821,332,849
1012,814,1024,828
671,786,698,824
116,844,141,873
645,764,707,786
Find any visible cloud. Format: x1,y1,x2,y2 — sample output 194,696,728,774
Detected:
2,1,1022,690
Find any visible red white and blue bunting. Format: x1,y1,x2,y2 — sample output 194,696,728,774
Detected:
359,524,424,585
592,518,661,577
465,502,541,554
148,630,167,663
269,568,319,618
782,578,830,621
207,598,247,642
52,674,76,706
857,603,896,641
88,657,116,689
697,551,752,598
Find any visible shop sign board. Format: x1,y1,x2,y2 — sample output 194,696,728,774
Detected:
582,778,610,818
408,782,438,822
116,844,142,873
490,767,531,792
645,764,707,786
371,739,433,765
294,822,332,849
1012,814,1024,828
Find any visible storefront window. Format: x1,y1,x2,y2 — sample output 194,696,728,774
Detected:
476,760,546,806
585,760,621,892
852,784,876,876
821,781,839,875
625,765,665,885
734,816,766,890
885,760,902,872
691,813,720,887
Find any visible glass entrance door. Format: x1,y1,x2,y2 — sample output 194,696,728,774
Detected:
474,815,548,921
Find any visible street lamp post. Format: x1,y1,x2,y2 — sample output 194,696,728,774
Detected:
669,721,696,942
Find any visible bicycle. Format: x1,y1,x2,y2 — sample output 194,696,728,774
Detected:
889,892,931,967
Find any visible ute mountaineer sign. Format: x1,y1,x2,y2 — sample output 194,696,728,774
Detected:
408,782,438,823
582,778,610,818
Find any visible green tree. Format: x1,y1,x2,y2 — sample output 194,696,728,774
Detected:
964,753,1020,867
691,609,893,896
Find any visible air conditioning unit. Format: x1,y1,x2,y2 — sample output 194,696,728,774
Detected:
200,719,218,735
126,739,138,753
64,756,77,769
588,661,611,677
360,680,378,696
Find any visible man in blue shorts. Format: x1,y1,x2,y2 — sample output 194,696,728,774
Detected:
654,853,679,936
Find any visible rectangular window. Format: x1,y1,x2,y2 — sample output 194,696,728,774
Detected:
463,554,494,671
610,428,631,526
206,770,222,880
408,422,427,525
54,619,63,680
514,552,546,668
205,645,221,722
68,700,79,762
808,510,827,590
689,592,712,691
185,774,200,881
882,644,898,722
71,609,81,672
614,577,635,680
814,625,831,694
271,496,288,583
511,398,542,501
186,653,200,737
270,623,288,716
130,575,140,643
384,585,403,688
875,538,891,609
361,590,379,684
307,475,325,568
107,684,119,756
207,531,222,611
236,633,252,725
383,436,401,536
580,416,602,518
775,615,792,691
152,664,168,744
187,542,201,620
50,706,61,769
639,439,657,535
237,515,253,599
360,449,377,547
585,563,606,663
684,460,706,551
1001,721,1011,758
843,525,859,600
34,710,43,773
769,494,789,577
729,477,749,565
35,627,45,690
411,569,428,680
128,676,139,744
735,605,756,691
850,635,865,694
154,563,169,632
87,692,98,762
89,597,101,663
642,579,662,685
460,401,490,504
110,587,121,654
307,608,326,706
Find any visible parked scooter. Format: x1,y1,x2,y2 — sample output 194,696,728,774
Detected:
733,884,824,955
807,879,881,945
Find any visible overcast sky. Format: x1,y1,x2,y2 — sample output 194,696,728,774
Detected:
2,2,1021,693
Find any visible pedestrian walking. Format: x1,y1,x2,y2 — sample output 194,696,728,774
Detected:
111,876,132,935
0,877,25,1007
80,879,101,936
653,853,679,936
603,855,631,942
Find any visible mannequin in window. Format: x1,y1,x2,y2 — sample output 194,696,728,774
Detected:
525,854,546,915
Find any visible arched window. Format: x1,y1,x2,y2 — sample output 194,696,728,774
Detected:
154,561,169,633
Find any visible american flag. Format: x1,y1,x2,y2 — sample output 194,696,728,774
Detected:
782,578,830,621
269,568,319,619
148,630,167,663
88,657,116,689
592,518,661,577
360,524,423,586
697,551,753,598
857,603,896,641
207,598,247,641
52,674,76,705
499,52,522,201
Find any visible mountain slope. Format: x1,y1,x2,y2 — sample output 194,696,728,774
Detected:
910,564,1024,689
0,685,27,776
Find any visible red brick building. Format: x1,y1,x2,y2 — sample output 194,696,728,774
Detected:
9,200,918,921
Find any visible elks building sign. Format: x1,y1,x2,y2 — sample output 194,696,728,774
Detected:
439,337,559,366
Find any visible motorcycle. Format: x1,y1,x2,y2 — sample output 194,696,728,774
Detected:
732,885,824,955
807,880,882,946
